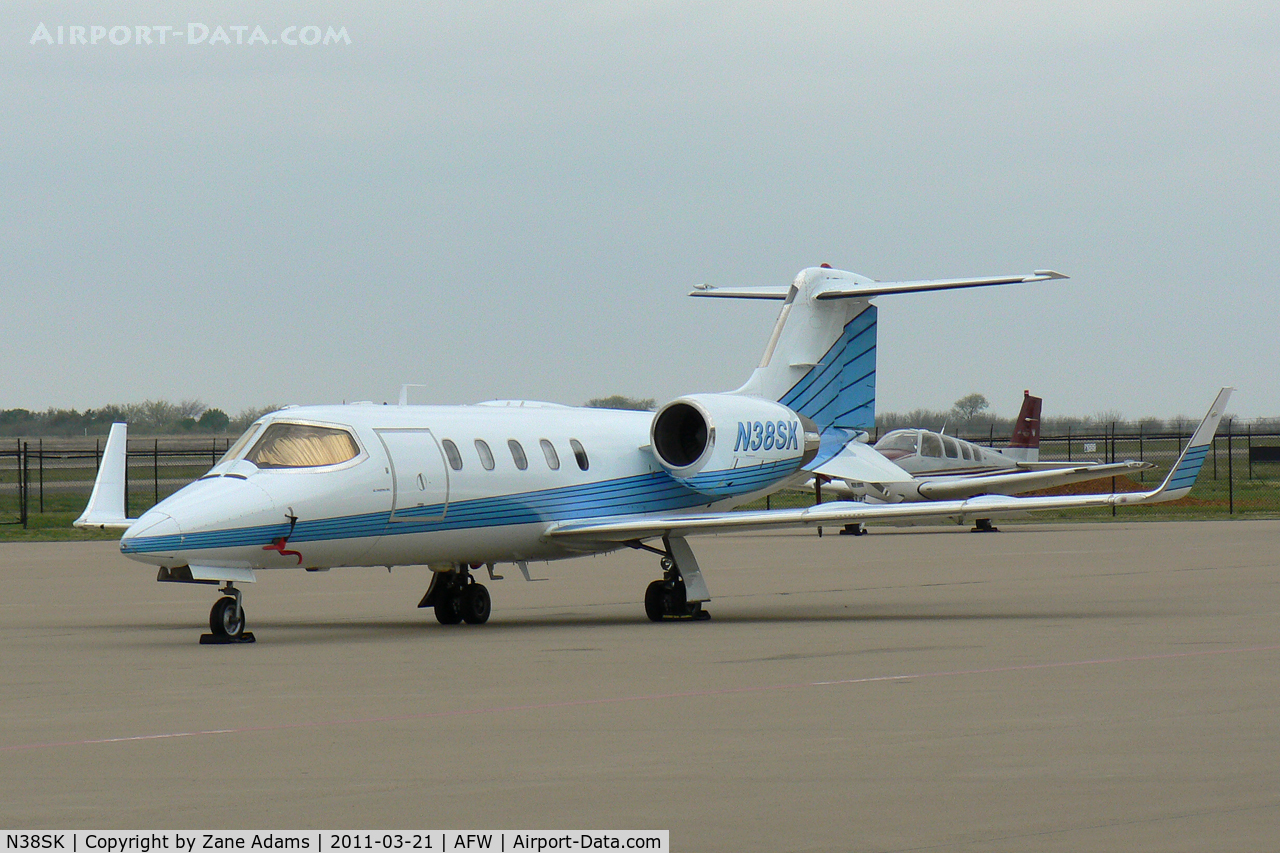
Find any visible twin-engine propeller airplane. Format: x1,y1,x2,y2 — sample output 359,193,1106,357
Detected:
811,391,1156,530
76,264,1232,643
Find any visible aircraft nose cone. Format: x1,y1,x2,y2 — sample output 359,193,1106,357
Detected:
123,510,181,543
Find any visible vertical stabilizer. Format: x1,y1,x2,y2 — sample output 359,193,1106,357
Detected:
1003,390,1042,462
730,267,878,432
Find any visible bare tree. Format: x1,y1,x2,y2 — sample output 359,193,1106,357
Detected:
585,395,656,411
952,393,990,421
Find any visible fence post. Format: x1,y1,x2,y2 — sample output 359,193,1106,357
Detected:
1213,425,1218,480
1110,423,1117,517
21,442,28,529
1248,424,1253,481
1138,424,1144,482
38,437,44,514
154,438,159,507
1227,419,1233,515
1066,426,1072,462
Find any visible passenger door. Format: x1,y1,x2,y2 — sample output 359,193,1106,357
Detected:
375,429,450,522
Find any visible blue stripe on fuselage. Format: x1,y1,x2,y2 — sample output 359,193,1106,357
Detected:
120,463,792,556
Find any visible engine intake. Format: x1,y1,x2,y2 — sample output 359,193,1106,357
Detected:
652,402,710,469
650,394,818,498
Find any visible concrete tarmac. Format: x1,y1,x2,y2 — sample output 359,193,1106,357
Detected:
2,521,1278,851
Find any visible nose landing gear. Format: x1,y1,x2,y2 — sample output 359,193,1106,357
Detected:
200,582,256,644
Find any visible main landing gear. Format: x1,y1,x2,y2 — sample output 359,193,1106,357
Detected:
971,518,999,533
200,582,256,644
418,567,491,625
637,535,711,622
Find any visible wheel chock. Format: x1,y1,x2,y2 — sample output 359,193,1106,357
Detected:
199,632,257,645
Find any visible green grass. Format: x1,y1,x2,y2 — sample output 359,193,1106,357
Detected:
2,456,1277,543
0,483,191,542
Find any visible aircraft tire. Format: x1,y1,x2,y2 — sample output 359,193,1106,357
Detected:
209,596,245,639
434,595,463,625
644,581,666,622
461,584,491,625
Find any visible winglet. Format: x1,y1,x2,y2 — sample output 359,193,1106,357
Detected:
73,423,138,529
1117,387,1234,505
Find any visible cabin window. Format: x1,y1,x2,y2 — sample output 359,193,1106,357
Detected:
540,439,560,470
245,423,360,469
920,433,943,458
960,443,973,461
943,436,960,459
475,439,495,471
508,439,528,471
570,438,589,471
442,439,463,471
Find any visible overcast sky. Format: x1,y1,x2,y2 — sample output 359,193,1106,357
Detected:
4,2,1278,421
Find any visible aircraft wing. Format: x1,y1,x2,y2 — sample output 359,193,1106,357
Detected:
548,491,1132,543
909,460,1155,500
545,388,1232,544
812,440,917,485
73,423,138,529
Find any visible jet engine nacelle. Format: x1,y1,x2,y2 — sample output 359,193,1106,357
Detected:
649,393,819,498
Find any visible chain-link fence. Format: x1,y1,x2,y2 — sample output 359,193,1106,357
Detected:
0,436,233,530
2,425,1278,530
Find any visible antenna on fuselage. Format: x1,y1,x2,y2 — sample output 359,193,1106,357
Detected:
398,384,430,405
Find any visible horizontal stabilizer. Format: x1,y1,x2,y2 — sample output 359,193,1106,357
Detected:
689,284,791,300
688,269,1066,301
73,423,138,530
813,270,1067,300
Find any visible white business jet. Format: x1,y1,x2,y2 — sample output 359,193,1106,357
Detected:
75,264,1231,642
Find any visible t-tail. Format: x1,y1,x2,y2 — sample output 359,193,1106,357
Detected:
691,266,1067,459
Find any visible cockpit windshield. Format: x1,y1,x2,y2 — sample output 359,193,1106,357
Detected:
244,423,361,469
214,423,263,467
874,431,919,454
